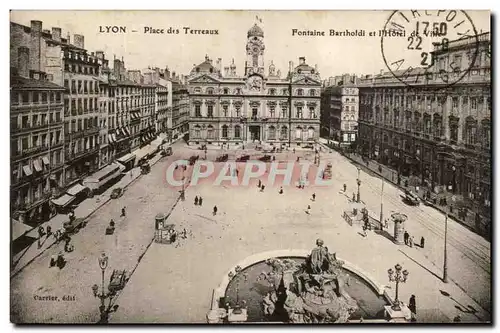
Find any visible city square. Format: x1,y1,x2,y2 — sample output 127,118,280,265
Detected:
9,10,491,324
11,140,491,323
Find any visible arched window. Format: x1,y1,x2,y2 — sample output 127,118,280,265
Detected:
297,89,303,96
268,126,276,140
308,127,315,140
309,89,316,97
194,125,201,138
234,125,241,138
206,88,214,95
269,89,276,95
223,88,229,95
280,126,288,139
222,125,228,138
207,125,215,139
295,126,302,139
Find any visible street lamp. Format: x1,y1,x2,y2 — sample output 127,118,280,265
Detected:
387,263,409,311
93,252,110,318
380,178,385,226
356,167,361,203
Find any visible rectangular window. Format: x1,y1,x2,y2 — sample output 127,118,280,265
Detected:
71,80,76,93
195,105,201,117
452,97,458,108
33,92,39,103
296,107,302,118
207,105,214,117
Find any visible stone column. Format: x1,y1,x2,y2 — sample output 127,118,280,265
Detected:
443,95,451,140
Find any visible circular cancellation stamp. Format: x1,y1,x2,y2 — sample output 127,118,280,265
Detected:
380,10,480,90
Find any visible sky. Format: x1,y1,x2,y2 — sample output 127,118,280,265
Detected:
10,10,491,79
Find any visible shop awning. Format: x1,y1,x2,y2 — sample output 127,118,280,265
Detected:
42,157,50,165
51,194,76,207
115,162,126,172
12,219,33,241
33,160,43,172
133,145,154,161
67,183,89,196
117,153,136,164
151,137,163,148
22,165,33,176
108,134,115,143
123,127,130,136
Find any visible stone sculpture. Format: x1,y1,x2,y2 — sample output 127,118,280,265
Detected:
260,241,358,323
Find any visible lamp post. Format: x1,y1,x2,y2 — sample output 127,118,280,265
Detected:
93,252,109,317
387,263,409,311
380,178,385,225
443,213,449,283
180,164,186,201
356,167,361,203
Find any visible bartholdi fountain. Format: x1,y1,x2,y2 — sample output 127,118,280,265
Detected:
208,240,392,323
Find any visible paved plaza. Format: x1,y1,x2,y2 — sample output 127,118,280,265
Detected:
11,142,491,323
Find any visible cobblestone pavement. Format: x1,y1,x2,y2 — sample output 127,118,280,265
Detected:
111,148,490,323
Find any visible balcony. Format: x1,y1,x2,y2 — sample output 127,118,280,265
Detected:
65,127,100,141
21,145,49,156
65,146,99,161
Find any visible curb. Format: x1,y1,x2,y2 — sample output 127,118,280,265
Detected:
10,157,166,279
338,151,487,239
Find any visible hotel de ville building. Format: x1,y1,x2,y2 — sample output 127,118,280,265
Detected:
187,23,321,147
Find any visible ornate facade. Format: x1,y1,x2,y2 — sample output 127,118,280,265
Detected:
187,23,321,146
357,32,491,217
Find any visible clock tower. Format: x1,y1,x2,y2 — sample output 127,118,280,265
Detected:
245,23,265,77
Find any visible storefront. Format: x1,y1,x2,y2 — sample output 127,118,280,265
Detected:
51,193,76,213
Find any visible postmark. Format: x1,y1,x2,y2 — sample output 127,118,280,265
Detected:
381,10,480,89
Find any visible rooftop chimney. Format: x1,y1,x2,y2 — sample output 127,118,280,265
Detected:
73,34,84,49
299,57,305,65
17,46,30,78
66,32,71,44
52,27,61,42
30,20,42,34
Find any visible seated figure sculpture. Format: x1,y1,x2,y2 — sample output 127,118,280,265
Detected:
261,240,358,323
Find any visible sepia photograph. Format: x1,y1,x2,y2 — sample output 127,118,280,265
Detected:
9,9,491,324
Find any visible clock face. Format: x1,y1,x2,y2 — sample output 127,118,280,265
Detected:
253,47,259,53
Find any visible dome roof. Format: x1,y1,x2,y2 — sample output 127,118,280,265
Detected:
248,24,264,38
294,64,315,73
190,56,217,74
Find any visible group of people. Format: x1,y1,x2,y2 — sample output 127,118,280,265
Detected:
194,195,219,216
404,231,425,248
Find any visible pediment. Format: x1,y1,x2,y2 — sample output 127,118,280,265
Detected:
292,76,321,85
189,74,221,84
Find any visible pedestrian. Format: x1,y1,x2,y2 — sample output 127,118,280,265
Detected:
258,179,262,188
46,225,52,237
420,236,425,248
306,205,311,215
199,197,203,206
343,184,347,192
409,295,417,321
384,219,389,229
404,231,409,245
409,236,414,248
293,148,296,154
194,196,199,206
110,219,115,227
121,206,126,217
273,155,276,161
312,193,316,201
279,187,283,194
362,225,367,237
352,193,356,202
38,226,45,238
236,169,239,176
213,205,218,216
296,156,300,162
261,184,265,192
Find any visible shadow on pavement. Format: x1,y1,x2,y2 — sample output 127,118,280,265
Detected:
398,249,442,281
